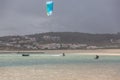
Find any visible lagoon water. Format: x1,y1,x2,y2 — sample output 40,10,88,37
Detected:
0,53,120,80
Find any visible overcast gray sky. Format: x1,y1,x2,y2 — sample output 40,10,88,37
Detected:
0,0,119,36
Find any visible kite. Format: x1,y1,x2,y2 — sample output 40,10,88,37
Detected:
46,1,54,16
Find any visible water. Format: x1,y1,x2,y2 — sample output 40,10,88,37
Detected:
0,53,120,67
0,53,120,80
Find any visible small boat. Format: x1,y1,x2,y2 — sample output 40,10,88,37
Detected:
22,54,30,56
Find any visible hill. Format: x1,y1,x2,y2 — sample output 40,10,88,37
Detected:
0,32,120,50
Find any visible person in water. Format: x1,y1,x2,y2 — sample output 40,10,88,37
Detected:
63,53,65,56
95,55,99,59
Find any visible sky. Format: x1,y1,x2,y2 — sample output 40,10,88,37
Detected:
0,0,119,36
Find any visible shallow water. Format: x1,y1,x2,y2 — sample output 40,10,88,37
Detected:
0,53,120,80
0,54,120,67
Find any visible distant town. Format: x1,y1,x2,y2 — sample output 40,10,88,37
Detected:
0,32,120,50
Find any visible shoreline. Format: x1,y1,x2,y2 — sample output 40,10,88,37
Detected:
71,53,120,56
0,49,120,55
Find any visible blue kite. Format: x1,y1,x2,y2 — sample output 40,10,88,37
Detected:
46,1,54,16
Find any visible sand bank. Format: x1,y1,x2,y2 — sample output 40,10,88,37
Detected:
0,49,120,55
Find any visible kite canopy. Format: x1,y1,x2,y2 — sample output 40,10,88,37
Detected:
46,1,54,16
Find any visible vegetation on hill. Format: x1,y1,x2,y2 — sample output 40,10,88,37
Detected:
0,32,120,50
28,32,120,45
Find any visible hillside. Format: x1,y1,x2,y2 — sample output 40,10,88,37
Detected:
28,32,120,45
0,32,120,50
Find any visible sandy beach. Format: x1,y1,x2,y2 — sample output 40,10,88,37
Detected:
1,49,120,55
43,49,120,54
0,64,120,80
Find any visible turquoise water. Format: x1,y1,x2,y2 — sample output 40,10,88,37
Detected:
0,53,120,80
0,53,120,67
